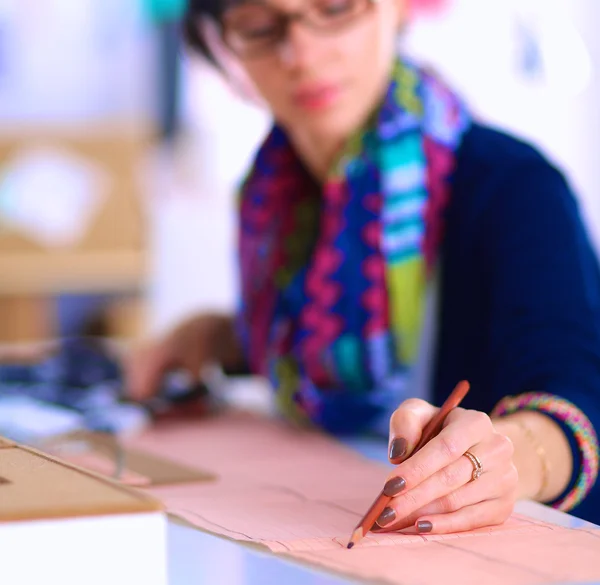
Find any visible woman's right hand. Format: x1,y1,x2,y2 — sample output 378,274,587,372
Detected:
123,313,238,401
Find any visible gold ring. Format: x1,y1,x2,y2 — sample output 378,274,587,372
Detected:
463,450,483,482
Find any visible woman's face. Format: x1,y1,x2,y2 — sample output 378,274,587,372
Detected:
220,0,407,142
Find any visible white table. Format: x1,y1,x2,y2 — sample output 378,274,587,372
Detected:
166,435,600,585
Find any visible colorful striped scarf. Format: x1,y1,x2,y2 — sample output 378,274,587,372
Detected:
236,59,471,434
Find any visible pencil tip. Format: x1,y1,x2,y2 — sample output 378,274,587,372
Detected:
347,527,363,549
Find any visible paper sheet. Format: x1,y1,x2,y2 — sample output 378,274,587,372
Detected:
123,411,600,585
289,526,600,585
126,411,390,500
0,396,85,444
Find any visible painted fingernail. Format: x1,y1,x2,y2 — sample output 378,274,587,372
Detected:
389,437,407,460
417,521,433,533
377,507,396,527
383,476,406,496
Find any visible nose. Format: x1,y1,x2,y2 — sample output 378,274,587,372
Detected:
277,19,322,70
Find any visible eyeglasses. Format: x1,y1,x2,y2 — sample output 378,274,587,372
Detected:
220,0,380,58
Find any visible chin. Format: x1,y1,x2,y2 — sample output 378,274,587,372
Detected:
301,110,361,142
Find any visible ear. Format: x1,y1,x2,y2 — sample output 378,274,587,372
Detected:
196,17,266,106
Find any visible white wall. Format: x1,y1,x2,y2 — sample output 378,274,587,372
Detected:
144,57,271,335
0,0,155,127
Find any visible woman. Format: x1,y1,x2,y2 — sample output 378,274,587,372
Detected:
127,0,600,531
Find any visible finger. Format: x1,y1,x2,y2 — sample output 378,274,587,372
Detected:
376,460,518,531
125,344,172,401
122,345,148,400
389,399,437,464
377,434,509,528
138,350,204,401
413,495,516,535
386,409,493,493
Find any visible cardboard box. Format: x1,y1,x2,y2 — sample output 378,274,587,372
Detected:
0,436,168,585
0,125,153,342
0,125,151,295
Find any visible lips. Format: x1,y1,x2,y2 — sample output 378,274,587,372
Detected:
292,83,342,111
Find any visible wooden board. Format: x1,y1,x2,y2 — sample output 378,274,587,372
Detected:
0,443,163,523
0,437,15,449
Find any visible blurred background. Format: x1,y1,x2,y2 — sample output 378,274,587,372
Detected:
0,0,597,346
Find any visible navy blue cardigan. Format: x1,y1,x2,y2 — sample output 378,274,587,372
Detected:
434,123,600,524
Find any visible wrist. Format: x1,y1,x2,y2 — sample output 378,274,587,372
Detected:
493,411,571,502
493,415,543,500
492,392,600,512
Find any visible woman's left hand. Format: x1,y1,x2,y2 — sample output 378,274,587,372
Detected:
376,398,518,534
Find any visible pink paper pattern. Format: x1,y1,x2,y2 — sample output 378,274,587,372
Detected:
124,412,600,585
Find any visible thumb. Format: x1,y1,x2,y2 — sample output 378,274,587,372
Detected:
124,344,164,401
388,398,438,464
125,342,182,402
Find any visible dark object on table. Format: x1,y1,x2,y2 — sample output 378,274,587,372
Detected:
0,337,212,435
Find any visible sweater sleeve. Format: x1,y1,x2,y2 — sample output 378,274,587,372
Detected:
478,159,600,519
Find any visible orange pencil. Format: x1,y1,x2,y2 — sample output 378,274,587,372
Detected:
347,380,470,549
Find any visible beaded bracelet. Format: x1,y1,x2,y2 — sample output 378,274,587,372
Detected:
491,392,599,512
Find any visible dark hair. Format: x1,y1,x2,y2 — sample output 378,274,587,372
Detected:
183,0,225,66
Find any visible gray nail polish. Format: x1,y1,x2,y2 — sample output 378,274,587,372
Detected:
417,520,433,533
383,476,406,497
377,507,396,527
389,437,407,460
